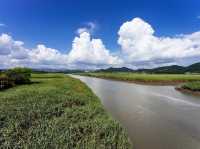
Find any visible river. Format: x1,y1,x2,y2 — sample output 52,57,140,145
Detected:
71,75,200,149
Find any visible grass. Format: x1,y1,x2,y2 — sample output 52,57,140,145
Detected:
181,81,200,91
80,72,200,84
0,73,131,148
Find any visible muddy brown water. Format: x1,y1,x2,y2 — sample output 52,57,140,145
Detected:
71,75,200,149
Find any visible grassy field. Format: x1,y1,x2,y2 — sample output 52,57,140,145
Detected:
81,72,200,84
0,73,131,148
181,81,200,91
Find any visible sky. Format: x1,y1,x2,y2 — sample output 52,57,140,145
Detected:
0,0,200,69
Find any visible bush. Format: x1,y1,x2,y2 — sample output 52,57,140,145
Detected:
5,67,32,85
0,74,14,90
182,81,200,91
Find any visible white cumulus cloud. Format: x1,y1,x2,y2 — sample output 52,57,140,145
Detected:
68,32,122,68
0,34,29,68
0,34,29,58
30,44,68,66
118,17,200,67
0,32,121,69
0,33,68,69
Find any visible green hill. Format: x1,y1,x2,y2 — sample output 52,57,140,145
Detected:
97,62,200,74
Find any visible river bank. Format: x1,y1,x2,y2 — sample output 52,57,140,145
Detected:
176,81,200,96
176,87,200,96
0,73,131,148
79,72,200,95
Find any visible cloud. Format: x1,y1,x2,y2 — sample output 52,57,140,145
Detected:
68,32,122,68
0,33,68,69
0,34,28,58
0,33,13,55
29,44,68,67
0,23,6,27
1,18,200,70
76,22,97,34
76,28,88,34
0,32,121,69
118,17,200,67
0,34,30,69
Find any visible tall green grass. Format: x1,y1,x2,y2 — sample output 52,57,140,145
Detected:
0,73,131,148
181,81,200,91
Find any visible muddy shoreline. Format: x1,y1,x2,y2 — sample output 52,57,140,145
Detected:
175,87,200,96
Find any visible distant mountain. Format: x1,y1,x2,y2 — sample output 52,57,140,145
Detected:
138,65,186,74
96,67,134,72
1,62,200,74
96,62,200,74
186,62,200,73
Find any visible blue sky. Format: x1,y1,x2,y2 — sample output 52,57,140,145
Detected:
0,0,200,69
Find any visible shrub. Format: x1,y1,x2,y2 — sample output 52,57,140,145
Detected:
5,67,32,85
182,81,200,91
0,74,14,90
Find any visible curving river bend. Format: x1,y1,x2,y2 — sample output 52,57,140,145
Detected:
71,75,200,149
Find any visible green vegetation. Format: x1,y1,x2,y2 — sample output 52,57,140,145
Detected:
0,73,131,148
181,81,200,91
5,67,32,85
0,68,32,90
96,62,200,74
81,72,200,84
0,74,14,89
